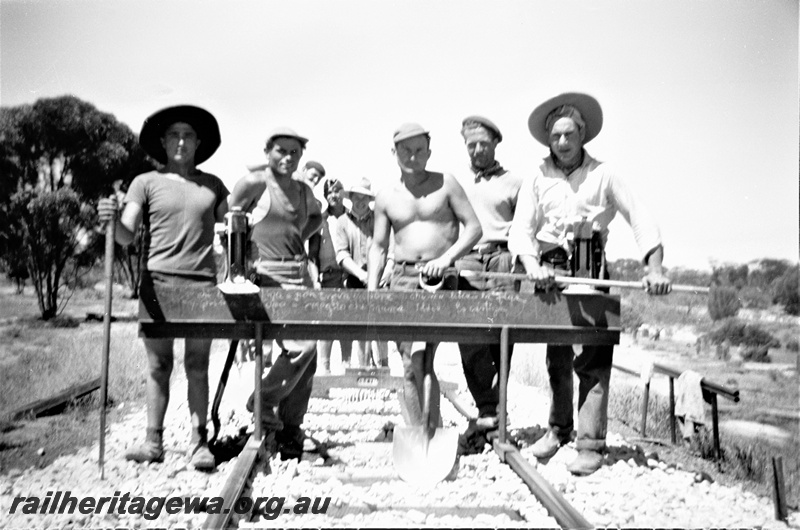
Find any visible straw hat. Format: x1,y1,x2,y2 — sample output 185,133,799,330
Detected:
139,105,221,165
528,92,603,146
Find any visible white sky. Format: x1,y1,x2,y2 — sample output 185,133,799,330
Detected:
1,0,798,270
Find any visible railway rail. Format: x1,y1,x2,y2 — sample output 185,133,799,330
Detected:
204,367,586,529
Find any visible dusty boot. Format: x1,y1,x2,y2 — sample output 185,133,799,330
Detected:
567,450,604,476
276,424,315,460
126,427,164,463
530,430,569,459
189,426,215,472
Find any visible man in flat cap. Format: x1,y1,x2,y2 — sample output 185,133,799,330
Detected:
509,92,671,475
454,116,524,455
97,105,228,471
229,127,323,460
368,123,482,436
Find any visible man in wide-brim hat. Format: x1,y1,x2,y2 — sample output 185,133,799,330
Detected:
139,104,221,166
509,92,671,476
97,104,228,471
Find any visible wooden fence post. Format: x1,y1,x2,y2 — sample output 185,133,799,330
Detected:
772,456,788,522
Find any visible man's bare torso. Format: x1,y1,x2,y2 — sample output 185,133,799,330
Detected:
383,171,459,262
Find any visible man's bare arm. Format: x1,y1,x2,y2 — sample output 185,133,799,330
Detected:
367,195,392,290
420,175,482,278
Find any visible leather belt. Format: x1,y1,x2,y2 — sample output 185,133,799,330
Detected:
472,242,508,255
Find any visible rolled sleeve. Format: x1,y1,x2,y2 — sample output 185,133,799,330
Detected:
508,175,542,258
606,171,662,263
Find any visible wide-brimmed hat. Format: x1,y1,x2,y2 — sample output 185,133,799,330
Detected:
139,105,221,165
344,177,375,198
393,122,429,144
528,92,603,146
266,127,308,148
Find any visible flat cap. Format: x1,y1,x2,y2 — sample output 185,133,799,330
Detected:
266,127,308,148
304,160,325,175
393,122,429,144
462,115,503,142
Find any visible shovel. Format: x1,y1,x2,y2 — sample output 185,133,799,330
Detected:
393,344,459,487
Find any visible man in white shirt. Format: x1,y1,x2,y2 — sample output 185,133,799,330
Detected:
509,92,671,475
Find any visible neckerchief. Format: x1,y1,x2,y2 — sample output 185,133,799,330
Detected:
472,160,505,182
551,149,585,176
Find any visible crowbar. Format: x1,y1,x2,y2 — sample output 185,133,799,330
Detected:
458,270,710,294
98,208,115,479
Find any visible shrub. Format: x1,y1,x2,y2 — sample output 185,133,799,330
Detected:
738,285,772,310
708,286,741,321
704,319,781,349
772,266,799,316
786,339,799,353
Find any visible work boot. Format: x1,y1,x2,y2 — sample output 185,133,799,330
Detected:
189,426,215,472
530,430,569,459
125,427,164,463
567,450,604,476
246,396,285,430
276,424,310,460
457,417,498,456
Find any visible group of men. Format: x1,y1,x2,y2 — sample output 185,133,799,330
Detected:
97,91,671,477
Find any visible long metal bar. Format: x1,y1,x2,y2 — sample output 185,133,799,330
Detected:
640,380,650,437
203,435,266,530
98,217,115,480
459,270,709,293
711,394,720,461
613,362,739,403
141,322,618,345
501,447,593,529
254,323,263,442
669,377,676,444
499,326,509,445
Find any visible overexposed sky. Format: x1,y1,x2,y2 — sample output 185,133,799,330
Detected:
1,0,797,269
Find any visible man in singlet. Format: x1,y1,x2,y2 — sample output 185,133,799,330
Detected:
229,127,323,459
367,122,482,431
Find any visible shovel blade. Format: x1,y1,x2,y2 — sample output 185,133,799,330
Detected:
393,426,459,488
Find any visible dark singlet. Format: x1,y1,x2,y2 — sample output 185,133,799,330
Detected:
250,173,308,260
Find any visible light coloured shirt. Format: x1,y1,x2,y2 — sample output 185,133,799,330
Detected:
457,165,523,246
333,210,373,268
508,152,662,263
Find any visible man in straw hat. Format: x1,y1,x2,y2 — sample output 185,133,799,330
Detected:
97,105,228,471
509,92,671,475
453,116,524,455
230,127,323,460
368,123,482,435
333,177,389,368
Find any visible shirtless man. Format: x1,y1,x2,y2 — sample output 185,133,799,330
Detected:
368,123,482,430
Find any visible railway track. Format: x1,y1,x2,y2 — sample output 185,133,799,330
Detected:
204,369,588,529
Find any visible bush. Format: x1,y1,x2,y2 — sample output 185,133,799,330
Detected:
704,319,781,349
786,339,799,353
738,285,772,310
772,266,799,316
708,286,741,321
